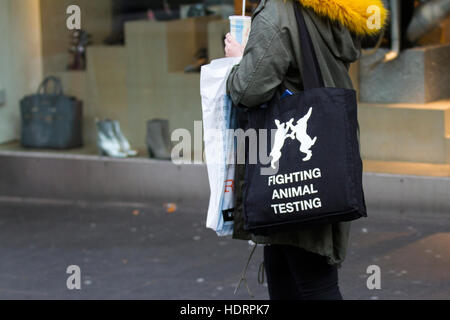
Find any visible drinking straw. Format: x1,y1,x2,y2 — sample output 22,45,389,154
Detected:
242,0,246,16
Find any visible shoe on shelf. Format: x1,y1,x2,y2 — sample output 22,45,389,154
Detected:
111,120,138,157
146,119,172,160
96,119,128,158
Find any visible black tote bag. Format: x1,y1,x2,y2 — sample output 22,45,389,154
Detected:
239,3,367,235
20,76,83,149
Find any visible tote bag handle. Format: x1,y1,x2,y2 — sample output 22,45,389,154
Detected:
37,76,64,95
293,2,325,90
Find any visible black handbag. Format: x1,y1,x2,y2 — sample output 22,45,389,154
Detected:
20,76,83,149
239,3,367,235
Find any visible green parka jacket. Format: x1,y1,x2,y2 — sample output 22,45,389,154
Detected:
226,0,387,266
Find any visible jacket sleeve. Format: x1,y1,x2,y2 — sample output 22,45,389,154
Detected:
226,14,291,108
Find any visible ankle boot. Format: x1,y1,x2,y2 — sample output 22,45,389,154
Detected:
146,119,172,160
96,119,128,158
111,120,138,157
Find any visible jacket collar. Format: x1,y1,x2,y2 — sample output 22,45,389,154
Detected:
297,0,388,36
252,0,267,19
250,0,388,36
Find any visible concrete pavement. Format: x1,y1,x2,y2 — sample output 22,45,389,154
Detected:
0,198,448,300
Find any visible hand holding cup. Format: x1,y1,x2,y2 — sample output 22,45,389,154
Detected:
224,33,244,58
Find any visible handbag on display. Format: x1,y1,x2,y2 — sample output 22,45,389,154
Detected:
239,3,367,236
20,76,83,149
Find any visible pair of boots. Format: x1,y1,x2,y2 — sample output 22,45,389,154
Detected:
146,119,172,160
96,119,138,158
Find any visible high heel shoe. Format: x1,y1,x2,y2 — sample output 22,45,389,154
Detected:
96,119,128,158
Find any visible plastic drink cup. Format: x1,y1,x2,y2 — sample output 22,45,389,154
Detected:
229,15,252,47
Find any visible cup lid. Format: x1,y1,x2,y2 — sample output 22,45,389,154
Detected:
229,15,251,20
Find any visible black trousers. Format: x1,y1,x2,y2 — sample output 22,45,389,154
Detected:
263,244,343,300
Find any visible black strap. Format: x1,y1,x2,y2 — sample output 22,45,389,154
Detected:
293,2,324,90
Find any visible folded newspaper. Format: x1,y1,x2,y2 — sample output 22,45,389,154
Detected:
200,57,241,237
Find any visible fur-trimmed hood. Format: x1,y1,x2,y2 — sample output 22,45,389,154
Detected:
296,0,388,36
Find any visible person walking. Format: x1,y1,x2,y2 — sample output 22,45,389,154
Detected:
225,0,387,300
